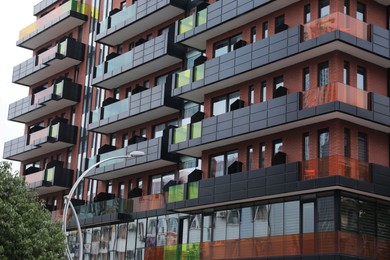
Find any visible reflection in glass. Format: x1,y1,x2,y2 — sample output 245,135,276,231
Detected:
146,217,157,247
303,202,315,233
167,214,178,245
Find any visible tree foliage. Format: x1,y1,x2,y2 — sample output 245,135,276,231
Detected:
0,161,66,259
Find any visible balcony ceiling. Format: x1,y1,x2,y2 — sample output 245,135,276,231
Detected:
17,15,87,50
89,106,179,134
33,185,70,196
175,111,390,158
87,159,176,181
7,141,74,162
180,0,300,50
93,55,181,89
98,5,184,46
179,41,390,103
11,99,78,124
14,57,82,86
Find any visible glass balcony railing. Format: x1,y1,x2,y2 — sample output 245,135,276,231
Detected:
33,86,53,104
303,12,368,41
90,99,129,124
96,148,127,168
167,181,199,203
29,128,49,144
302,82,368,110
24,167,57,184
99,4,137,33
19,0,89,40
53,80,64,96
95,51,133,78
172,122,202,144
178,9,207,35
302,155,370,182
36,39,68,65
175,64,205,88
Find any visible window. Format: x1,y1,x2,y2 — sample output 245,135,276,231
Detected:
149,173,175,194
344,128,351,158
259,143,265,168
212,91,240,116
153,120,178,138
247,146,253,171
261,81,267,102
318,62,329,86
358,132,368,162
272,139,283,155
110,133,116,146
137,178,143,189
210,150,238,177
121,1,126,9
303,133,310,160
122,134,128,148
126,87,132,98
303,202,315,233
251,27,257,43
140,128,146,138
249,85,254,105
213,34,242,57
343,61,350,85
273,76,284,90
318,129,329,158
274,15,285,33
262,22,268,39
357,2,366,22
319,0,330,18
303,67,310,91
119,182,125,198
344,0,350,15
106,180,112,193
304,4,311,23
317,196,335,232
357,66,366,90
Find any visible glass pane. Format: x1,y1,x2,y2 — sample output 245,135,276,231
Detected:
228,92,240,112
157,216,168,246
254,205,269,237
214,39,229,57
226,210,240,240
202,215,212,242
189,214,202,243
226,151,238,172
269,203,283,236
136,219,147,248
167,214,179,245
317,197,335,232
357,67,365,90
240,207,254,238
303,202,315,233
284,201,300,235
320,0,330,17
212,96,226,116
319,130,329,158
213,211,227,241
341,197,358,232
151,175,162,194
210,155,225,177
146,217,157,247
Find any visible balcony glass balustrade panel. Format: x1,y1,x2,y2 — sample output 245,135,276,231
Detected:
175,64,205,89
107,51,133,75
98,148,127,168
24,170,45,184
19,0,89,40
37,45,59,65
103,99,129,120
172,122,202,144
33,86,53,104
29,127,49,144
302,155,370,181
303,12,368,41
302,82,368,110
99,4,137,32
178,9,207,35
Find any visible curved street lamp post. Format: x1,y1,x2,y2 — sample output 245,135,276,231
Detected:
62,151,145,260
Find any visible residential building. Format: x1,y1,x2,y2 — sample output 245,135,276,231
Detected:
3,0,390,259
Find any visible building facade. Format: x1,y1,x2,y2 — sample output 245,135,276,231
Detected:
3,0,390,259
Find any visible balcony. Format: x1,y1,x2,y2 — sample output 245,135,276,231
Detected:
88,76,182,134
176,0,300,49
169,88,390,157
17,0,89,50
92,29,185,89
8,78,81,123
65,193,167,228
173,15,390,103
3,120,77,161
25,165,73,195
142,232,389,260
166,161,390,213
85,137,178,181
12,37,85,86
96,0,186,46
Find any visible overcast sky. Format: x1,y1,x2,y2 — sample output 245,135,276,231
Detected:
0,1,41,172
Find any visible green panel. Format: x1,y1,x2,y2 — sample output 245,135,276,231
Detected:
45,167,55,182
190,122,201,139
54,80,64,96
168,184,184,203
188,182,199,200
58,39,68,55
193,64,204,82
50,124,59,139
176,69,191,88
179,14,194,34
196,9,207,27
173,125,188,144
